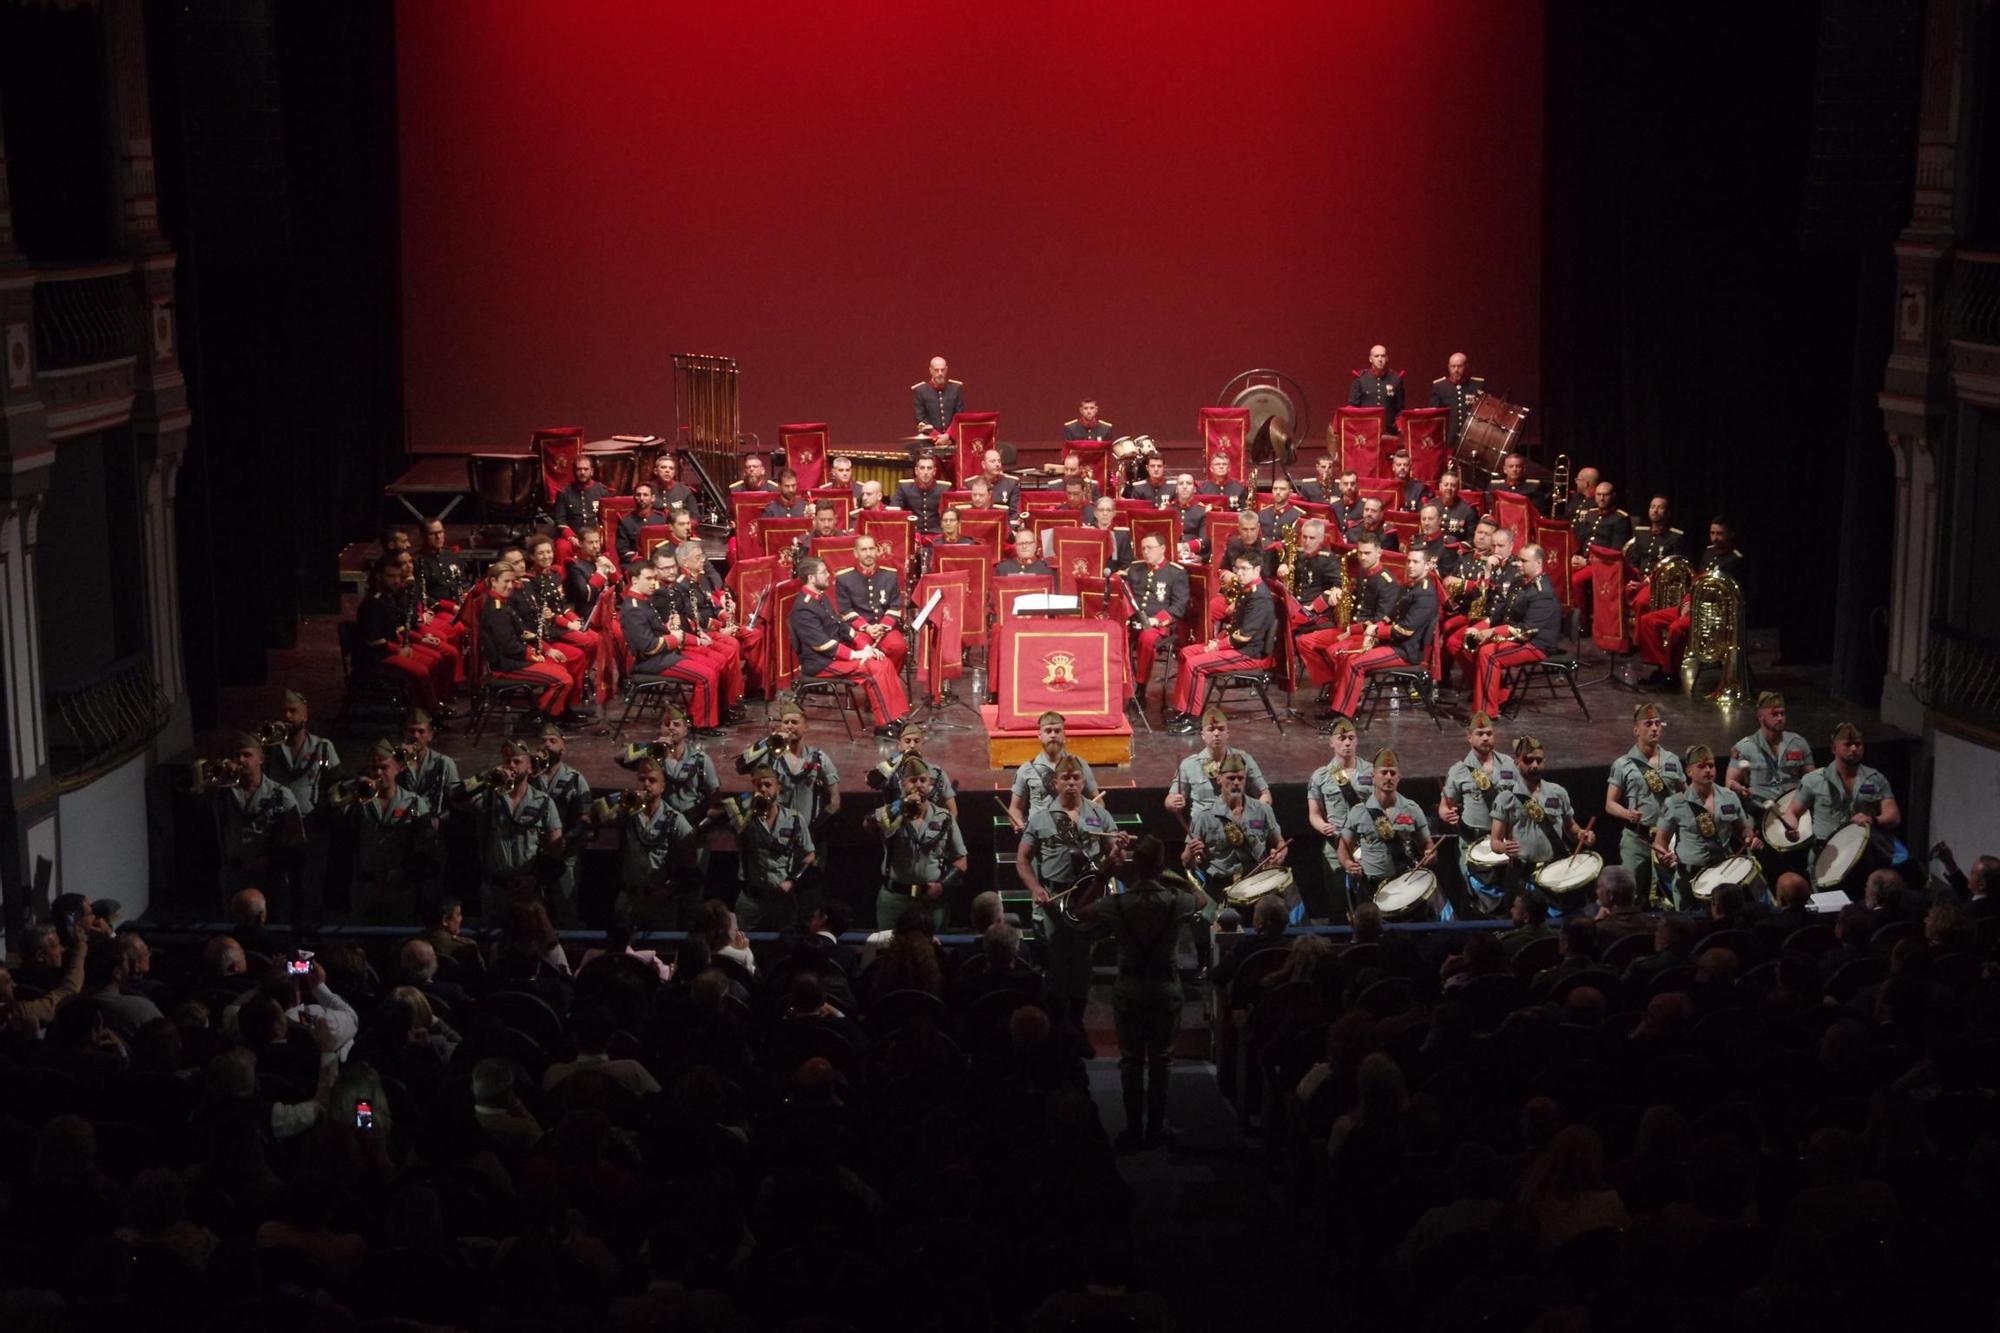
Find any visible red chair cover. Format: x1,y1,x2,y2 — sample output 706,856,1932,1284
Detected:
1357,481,1400,512
1199,407,1251,484
1051,527,1113,597
1187,565,1213,642
532,427,585,505
813,535,860,577
955,513,1008,564
590,588,622,705
1069,441,1113,494
913,571,970,691
934,550,991,644
856,509,913,579
806,488,854,527
1534,519,1577,609
760,516,813,560
778,423,829,491
1488,490,1535,546
1398,408,1449,484
1127,510,1179,560
729,492,771,551
1336,409,1385,478
946,412,998,484
771,581,805,691
1589,544,1631,653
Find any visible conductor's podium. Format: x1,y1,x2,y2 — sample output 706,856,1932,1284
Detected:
979,706,1134,769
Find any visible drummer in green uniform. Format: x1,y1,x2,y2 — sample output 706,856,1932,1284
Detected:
1307,721,1375,915
1082,836,1208,1152
1183,755,1288,954
1605,704,1686,908
1018,756,1128,1023
1780,722,1901,860
1437,712,1522,916
1726,692,1819,869
1652,744,1760,906
1490,737,1596,913
1338,749,1439,918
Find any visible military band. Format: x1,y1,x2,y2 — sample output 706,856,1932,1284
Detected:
1651,745,1758,906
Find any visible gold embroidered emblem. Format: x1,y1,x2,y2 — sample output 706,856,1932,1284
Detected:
1473,769,1492,793
1224,822,1246,848
1374,815,1394,841
1525,798,1546,824
1042,652,1079,688
1697,812,1717,840
1643,769,1665,796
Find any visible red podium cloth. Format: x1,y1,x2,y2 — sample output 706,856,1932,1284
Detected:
995,620,1129,731
729,558,784,693
914,572,969,693
533,427,585,505
1589,544,1631,653
1199,408,1251,484
1398,408,1450,483
1336,409,1385,478
779,423,829,491
955,513,1007,564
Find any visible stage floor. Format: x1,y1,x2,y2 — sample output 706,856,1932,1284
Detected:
200,602,1906,802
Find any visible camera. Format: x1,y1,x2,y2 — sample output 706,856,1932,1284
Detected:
286,949,314,977
353,1100,374,1131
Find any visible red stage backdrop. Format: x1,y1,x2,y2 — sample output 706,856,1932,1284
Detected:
397,1,1543,450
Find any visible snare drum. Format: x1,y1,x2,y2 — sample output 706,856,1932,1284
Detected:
1534,852,1604,911
1226,868,1304,924
1467,841,1514,875
1375,870,1442,922
1691,854,1764,902
584,446,639,496
1762,806,1812,852
1812,823,1887,895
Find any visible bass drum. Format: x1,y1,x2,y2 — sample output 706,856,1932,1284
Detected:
1534,852,1603,912
1375,869,1442,922
1457,392,1530,478
1812,824,1889,896
1691,854,1764,902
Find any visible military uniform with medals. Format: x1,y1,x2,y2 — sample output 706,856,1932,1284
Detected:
1429,374,1487,442
1441,749,1523,910
872,798,968,928
1309,757,1376,904
1657,785,1753,903
1349,366,1406,433
1608,745,1686,906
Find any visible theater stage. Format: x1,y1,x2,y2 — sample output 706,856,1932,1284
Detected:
168,593,1915,928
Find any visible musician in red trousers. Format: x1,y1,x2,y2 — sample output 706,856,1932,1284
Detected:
1167,553,1276,732
1457,544,1563,717
355,559,456,718
478,563,586,726
1325,550,1439,718
792,556,909,738
1635,520,1743,687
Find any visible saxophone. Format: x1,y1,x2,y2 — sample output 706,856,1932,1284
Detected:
1279,519,1303,600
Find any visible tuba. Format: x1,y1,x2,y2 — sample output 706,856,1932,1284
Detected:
1648,554,1694,618
1682,568,1750,706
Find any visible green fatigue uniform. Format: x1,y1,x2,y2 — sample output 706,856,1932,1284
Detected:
340,787,435,922
1491,780,1580,904
211,777,302,910
614,798,696,929
1308,759,1375,911
1728,729,1816,812
873,799,968,928
459,781,561,917
1341,794,1435,891
535,761,593,924
1013,751,1101,821
1084,876,1204,1141
1189,797,1283,959
1793,763,1895,860
400,747,460,816
736,738,839,825
1657,785,1755,906
1173,747,1270,811
1023,800,1123,1012
1608,745,1686,906
732,801,814,932
1440,749,1522,909
267,732,339,929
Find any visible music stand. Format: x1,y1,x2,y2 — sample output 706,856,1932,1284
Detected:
906,581,973,728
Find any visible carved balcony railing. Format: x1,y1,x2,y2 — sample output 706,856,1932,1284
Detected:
31,260,145,372
1909,619,2000,732
46,654,171,788
1948,251,2000,348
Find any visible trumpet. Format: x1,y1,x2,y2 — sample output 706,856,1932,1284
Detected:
619,787,649,814
464,764,517,794
330,776,380,807
191,757,247,790
254,720,292,746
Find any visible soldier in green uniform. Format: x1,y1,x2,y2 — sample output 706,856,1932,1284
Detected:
1017,756,1127,1023
1164,709,1272,818
1183,755,1288,956
1338,749,1438,916
531,721,592,924
1490,737,1596,910
332,740,437,923
398,708,459,816
1653,745,1760,905
1781,722,1903,862
1083,836,1207,1151
1307,721,1376,915
870,757,969,928
736,702,840,830
864,724,959,819
1007,712,1103,829
1437,712,1523,915
593,757,698,929
617,705,721,822
202,731,305,916
727,765,816,932
265,690,339,928
1604,703,1686,908
451,739,563,919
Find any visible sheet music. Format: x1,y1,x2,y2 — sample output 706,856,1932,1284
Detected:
910,587,944,633
1012,593,1081,614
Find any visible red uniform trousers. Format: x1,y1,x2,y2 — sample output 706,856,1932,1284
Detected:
811,656,909,726
1172,647,1271,715
1569,565,1596,622
1132,618,1184,689
697,631,747,698
375,648,452,713
540,636,591,696
643,653,724,726
1436,614,1469,683
493,660,577,716
850,619,908,672
1635,606,1691,671
1467,638,1545,716
1328,645,1413,716
731,624,768,691
1297,626,1367,688
1631,583,1653,615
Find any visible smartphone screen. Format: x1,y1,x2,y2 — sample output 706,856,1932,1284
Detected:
353,1100,373,1130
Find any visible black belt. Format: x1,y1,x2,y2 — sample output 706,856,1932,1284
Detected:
887,883,930,898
